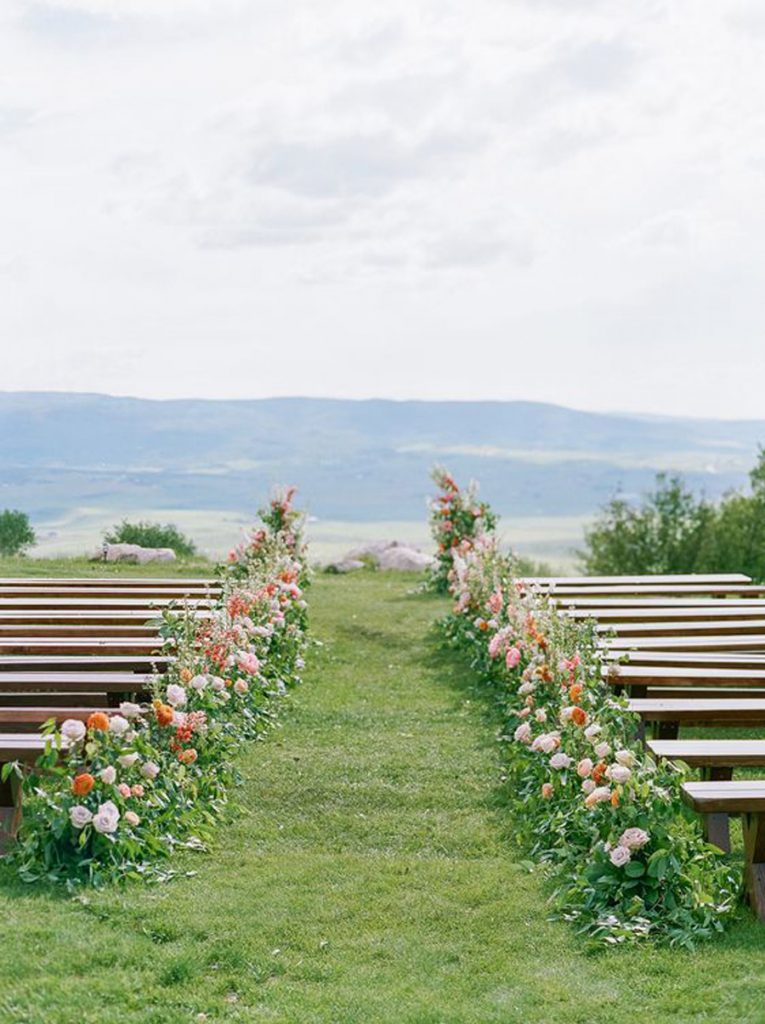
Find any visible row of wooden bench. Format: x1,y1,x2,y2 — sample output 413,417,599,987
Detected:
528,573,765,918
0,577,220,842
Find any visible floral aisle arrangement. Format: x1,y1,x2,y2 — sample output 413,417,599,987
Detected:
427,467,497,593
7,488,309,887
436,476,739,947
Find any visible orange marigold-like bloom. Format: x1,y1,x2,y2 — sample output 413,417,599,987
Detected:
569,683,583,704
478,620,489,631
86,712,110,732
155,703,175,727
570,706,587,727
72,772,95,796
179,668,193,684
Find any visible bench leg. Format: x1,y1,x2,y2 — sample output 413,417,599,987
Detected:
742,813,765,922
700,767,733,853
0,768,22,853
656,720,679,740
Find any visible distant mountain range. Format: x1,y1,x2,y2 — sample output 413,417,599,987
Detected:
1,392,763,527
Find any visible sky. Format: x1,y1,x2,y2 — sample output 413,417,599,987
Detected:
1,0,764,418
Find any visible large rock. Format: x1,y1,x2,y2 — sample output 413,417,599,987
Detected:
377,545,434,571
329,539,434,573
100,543,177,564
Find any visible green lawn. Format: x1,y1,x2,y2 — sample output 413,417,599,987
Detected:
2,572,765,1023
0,555,216,579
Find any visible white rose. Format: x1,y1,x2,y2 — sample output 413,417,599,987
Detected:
609,845,631,868
594,741,611,759
211,677,226,692
124,810,140,827
615,749,636,768
92,800,120,834
69,805,93,829
535,709,547,723
584,723,602,741
514,722,532,744
166,684,187,707
172,711,186,728
518,681,535,696
99,765,116,785
119,701,143,719
60,719,86,744
118,753,139,768
619,827,650,850
608,764,632,785
581,778,596,795
108,715,130,736
234,679,248,695
141,761,160,780
549,752,572,770
190,675,208,691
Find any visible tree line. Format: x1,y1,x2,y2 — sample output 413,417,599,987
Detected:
580,448,765,580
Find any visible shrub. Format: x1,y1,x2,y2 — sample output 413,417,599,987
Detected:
0,509,36,556
104,520,197,557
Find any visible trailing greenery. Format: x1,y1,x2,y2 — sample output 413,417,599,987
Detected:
580,449,765,579
5,492,308,886
433,471,740,946
0,508,36,556
103,520,198,557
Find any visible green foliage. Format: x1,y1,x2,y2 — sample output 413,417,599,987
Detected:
427,466,498,593
440,536,740,946
104,520,197,557
0,508,36,556
580,449,765,580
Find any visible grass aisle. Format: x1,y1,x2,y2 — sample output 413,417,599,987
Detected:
3,572,765,1023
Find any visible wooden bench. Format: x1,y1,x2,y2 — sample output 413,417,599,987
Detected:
0,672,154,695
0,577,218,587
651,741,765,853
630,697,765,736
606,636,765,654
610,651,765,669
0,639,167,656
607,664,765,699
0,655,169,672
523,574,752,586
597,619,765,637
683,781,765,918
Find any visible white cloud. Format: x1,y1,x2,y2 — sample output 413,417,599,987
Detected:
0,0,763,417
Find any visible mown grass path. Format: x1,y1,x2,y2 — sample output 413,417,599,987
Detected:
3,572,765,1022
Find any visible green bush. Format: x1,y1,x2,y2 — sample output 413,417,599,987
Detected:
104,520,197,558
579,449,765,580
0,509,36,556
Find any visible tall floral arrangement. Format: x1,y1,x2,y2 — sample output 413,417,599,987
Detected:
441,500,739,946
427,466,497,593
4,489,309,887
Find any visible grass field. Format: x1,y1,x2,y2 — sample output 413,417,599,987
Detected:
3,572,765,1023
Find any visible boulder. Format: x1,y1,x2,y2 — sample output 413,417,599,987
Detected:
101,543,177,564
377,545,434,571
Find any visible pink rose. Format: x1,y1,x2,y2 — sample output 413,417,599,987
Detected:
117,783,131,799
576,758,593,778
505,647,521,670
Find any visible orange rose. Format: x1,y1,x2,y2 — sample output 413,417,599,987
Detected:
569,683,583,704
570,706,587,727
72,773,95,796
541,782,553,800
86,712,110,732
155,703,175,727
610,789,620,808
179,668,193,684
592,761,608,784
179,748,198,764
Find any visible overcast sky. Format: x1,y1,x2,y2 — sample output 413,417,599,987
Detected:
1,0,764,418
